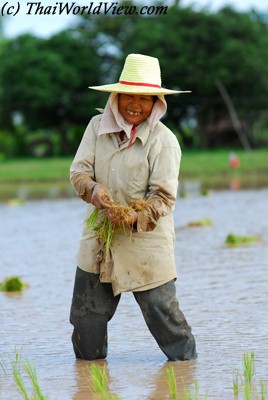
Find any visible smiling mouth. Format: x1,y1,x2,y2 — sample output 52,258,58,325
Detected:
127,110,141,117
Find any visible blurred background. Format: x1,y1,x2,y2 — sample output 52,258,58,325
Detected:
0,0,268,197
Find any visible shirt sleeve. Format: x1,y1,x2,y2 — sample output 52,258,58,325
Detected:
70,117,99,203
136,142,181,233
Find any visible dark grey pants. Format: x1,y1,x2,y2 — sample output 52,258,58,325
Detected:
70,267,197,361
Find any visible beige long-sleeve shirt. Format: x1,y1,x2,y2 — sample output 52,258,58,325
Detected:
70,114,181,296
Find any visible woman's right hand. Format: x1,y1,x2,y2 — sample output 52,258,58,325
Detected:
91,184,114,209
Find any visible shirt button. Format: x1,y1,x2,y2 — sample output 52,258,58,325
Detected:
139,228,143,232
111,168,115,171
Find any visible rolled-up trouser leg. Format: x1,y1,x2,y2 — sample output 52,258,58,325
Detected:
133,280,197,361
70,267,120,360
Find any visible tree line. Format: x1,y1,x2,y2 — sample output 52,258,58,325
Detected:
0,1,268,157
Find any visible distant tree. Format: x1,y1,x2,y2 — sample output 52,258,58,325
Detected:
1,2,268,155
75,2,268,148
0,31,104,155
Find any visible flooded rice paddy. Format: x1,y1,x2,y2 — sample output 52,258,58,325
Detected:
0,189,268,399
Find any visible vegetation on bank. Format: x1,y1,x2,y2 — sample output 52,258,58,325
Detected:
0,149,267,184
1,3,268,155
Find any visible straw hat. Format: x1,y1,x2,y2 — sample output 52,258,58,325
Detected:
89,53,191,95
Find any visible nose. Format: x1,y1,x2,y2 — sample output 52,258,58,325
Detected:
130,96,140,108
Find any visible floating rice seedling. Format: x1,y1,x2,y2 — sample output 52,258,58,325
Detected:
0,276,27,292
200,188,210,196
179,190,189,198
187,218,212,227
225,234,260,246
5,198,26,207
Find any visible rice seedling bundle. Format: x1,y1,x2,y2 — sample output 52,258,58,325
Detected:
225,234,260,246
86,199,152,259
0,276,26,292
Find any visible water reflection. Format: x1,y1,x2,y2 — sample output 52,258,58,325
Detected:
73,360,107,400
0,190,268,399
72,358,197,400
147,361,197,400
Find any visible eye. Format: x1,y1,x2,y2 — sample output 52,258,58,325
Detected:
141,96,153,102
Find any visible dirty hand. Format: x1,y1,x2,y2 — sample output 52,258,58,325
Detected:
107,208,138,227
91,184,114,209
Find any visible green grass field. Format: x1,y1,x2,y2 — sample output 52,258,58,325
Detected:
0,148,267,191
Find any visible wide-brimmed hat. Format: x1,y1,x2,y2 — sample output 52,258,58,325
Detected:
89,53,191,95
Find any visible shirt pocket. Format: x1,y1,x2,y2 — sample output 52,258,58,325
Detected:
125,158,150,194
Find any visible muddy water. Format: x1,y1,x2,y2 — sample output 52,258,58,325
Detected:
0,189,267,399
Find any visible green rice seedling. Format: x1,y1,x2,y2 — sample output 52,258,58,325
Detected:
9,350,46,400
0,276,26,292
89,363,120,400
24,361,45,400
259,379,267,400
180,191,189,198
244,381,252,400
11,360,30,400
86,199,154,260
225,234,260,246
0,356,7,374
166,365,178,399
89,363,108,395
232,369,241,396
86,207,101,229
181,377,208,400
243,352,255,383
87,208,117,259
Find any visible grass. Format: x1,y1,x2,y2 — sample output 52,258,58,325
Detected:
0,157,71,182
180,148,268,178
0,148,268,186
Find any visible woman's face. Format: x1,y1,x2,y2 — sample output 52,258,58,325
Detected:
118,94,155,125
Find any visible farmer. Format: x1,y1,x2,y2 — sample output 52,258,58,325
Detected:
69,53,197,361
